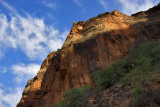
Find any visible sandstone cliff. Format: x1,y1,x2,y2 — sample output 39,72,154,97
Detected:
17,3,160,107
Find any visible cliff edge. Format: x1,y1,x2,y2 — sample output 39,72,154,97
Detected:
17,3,160,107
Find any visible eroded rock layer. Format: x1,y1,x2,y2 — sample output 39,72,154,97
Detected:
17,4,160,107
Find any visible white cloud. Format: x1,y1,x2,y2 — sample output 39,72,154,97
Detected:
117,0,160,15
98,0,108,10
42,1,56,9
73,0,85,12
0,86,22,107
11,63,40,83
0,1,69,60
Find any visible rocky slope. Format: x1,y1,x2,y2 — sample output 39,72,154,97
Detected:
88,77,160,107
17,3,160,107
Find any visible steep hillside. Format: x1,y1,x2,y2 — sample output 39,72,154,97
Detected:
55,39,160,107
17,3,160,107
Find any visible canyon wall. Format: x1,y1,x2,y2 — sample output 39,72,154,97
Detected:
17,4,160,107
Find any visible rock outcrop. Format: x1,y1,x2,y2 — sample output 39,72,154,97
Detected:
88,78,160,107
17,3,160,107
89,84,133,107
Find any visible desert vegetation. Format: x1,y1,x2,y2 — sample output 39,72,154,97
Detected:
55,40,160,107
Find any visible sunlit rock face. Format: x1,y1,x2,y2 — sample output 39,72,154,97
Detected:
17,4,160,107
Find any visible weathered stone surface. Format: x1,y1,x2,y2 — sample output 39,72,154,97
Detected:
17,3,160,107
89,77,160,107
88,84,132,107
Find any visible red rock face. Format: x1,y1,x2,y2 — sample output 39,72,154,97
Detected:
17,4,160,107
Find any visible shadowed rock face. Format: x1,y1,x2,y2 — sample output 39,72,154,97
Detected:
17,4,160,107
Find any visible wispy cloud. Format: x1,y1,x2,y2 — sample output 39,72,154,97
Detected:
117,0,160,15
11,63,40,83
0,86,22,107
0,0,17,14
73,0,85,12
42,1,56,9
98,0,108,11
0,1,69,60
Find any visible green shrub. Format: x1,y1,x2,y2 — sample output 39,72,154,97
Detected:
91,60,135,89
91,40,160,106
131,87,145,107
120,57,153,85
120,40,160,85
132,87,145,97
91,68,114,89
130,40,160,63
55,86,90,107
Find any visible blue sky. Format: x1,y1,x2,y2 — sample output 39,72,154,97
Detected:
0,0,159,106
